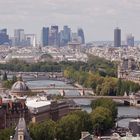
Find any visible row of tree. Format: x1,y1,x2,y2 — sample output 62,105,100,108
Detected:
0,55,117,77
64,68,140,96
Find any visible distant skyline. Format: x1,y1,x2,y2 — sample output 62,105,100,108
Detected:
0,0,140,42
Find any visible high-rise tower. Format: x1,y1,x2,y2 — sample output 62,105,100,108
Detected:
14,29,25,46
114,27,121,47
49,25,59,46
0,28,9,45
59,25,71,46
41,27,49,47
77,28,85,44
126,34,134,47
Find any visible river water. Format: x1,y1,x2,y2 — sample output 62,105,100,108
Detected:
26,79,140,128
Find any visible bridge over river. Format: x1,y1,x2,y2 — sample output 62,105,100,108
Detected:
117,115,140,121
30,87,94,96
64,95,140,106
30,85,140,106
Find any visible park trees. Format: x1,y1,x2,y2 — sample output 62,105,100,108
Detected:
90,107,113,136
56,114,81,140
29,119,56,140
70,111,92,133
90,98,117,135
91,98,118,119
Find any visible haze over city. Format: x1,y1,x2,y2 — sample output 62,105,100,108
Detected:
0,0,140,41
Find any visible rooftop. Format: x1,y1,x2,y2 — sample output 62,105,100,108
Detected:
26,98,51,108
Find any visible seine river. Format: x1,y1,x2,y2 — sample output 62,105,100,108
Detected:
26,79,140,128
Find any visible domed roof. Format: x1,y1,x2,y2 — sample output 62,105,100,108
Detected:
11,74,29,97
11,81,29,93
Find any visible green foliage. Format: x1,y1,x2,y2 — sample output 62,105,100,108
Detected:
28,111,93,140
2,75,17,89
0,109,114,139
90,107,113,135
12,75,17,83
51,94,64,100
91,98,118,119
29,119,56,140
64,68,140,96
70,111,93,133
56,111,93,140
87,55,117,77
2,80,13,89
56,114,81,140
0,128,14,140
0,55,117,77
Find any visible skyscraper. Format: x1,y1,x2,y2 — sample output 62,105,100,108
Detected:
59,25,71,46
14,29,25,46
41,27,49,47
0,29,9,45
49,25,59,46
114,27,121,47
77,28,85,44
126,34,134,47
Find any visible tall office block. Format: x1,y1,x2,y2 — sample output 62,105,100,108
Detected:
41,27,49,47
14,29,25,46
59,25,71,46
49,25,59,46
126,34,134,47
0,29,9,45
114,27,121,47
77,28,85,44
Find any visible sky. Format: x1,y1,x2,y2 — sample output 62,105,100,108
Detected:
0,0,140,42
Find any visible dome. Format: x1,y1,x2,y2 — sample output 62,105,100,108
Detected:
12,81,29,92
11,80,29,97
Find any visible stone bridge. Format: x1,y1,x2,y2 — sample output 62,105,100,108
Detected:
117,115,140,121
64,95,140,106
7,71,63,78
31,87,94,96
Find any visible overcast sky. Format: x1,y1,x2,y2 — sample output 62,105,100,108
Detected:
0,0,140,42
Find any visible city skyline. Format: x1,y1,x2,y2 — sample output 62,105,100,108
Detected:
0,0,140,41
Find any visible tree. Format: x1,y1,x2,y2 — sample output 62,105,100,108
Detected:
12,75,17,84
2,72,7,81
2,80,13,89
29,119,56,140
56,114,81,140
116,78,122,95
0,128,14,140
91,98,118,119
90,107,113,136
70,111,92,133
